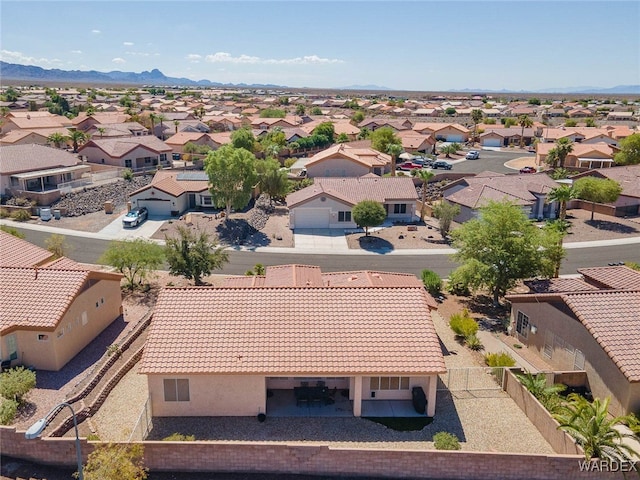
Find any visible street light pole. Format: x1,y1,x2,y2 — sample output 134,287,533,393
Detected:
25,402,84,480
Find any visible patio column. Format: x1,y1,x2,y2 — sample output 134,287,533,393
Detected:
426,375,437,417
40,177,44,192
352,376,363,417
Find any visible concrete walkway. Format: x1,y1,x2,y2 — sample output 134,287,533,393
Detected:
476,330,542,373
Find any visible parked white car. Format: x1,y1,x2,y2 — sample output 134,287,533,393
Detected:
465,150,480,160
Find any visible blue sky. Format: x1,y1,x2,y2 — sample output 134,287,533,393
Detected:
1,1,638,91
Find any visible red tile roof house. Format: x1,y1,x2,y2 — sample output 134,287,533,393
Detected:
287,176,418,229
138,264,445,418
128,170,211,216
412,123,470,143
535,142,618,170
164,132,222,155
77,136,172,171
0,231,123,371
0,144,91,205
506,266,640,416
304,144,392,178
442,171,560,223
570,164,640,217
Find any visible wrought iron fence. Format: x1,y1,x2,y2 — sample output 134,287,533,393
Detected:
438,367,506,392
129,395,152,441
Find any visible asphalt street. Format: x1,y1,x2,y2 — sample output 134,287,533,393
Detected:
13,227,640,278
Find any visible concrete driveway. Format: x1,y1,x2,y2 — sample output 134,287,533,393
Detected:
294,228,349,252
98,212,169,241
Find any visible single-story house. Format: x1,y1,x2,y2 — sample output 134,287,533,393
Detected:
139,264,445,418
0,127,72,147
153,120,210,139
397,131,436,153
0,144,90,204
85,122,149,138
442,171,559,222
535,142,618,169
412,123,470,143
357,118,412,132
304,144,392,178
0,231,123,371
506,265,640,416
164,132,222,154
0,113,72,136
71,112,130,132
570,164,640,217
286,176,418,229
78,136,172,170
249,117,300,130
479,128,538,147
128,170,211,216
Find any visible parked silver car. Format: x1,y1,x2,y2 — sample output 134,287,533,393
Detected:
122,207,148,228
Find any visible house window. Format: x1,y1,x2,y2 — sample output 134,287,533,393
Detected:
516,311,529,338
144,157,152,164
160,153,167,162
125,159,132,168
81,311,88,326
369,377,410,390
338,211,351,222
393,204,407,214
37,334,49,341
201,196,213,206
163,378,190,402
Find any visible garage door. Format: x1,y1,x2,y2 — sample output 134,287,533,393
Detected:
137,199,172,216
294,208,330,228
482,138,501,147
446,135,463,142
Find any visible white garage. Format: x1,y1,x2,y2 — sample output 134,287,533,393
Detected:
482,138,502,147
446,135,464,142
293,208,330,229
136,198,172,216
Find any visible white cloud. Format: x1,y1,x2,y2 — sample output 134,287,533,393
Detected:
204,52,344,65
124,51,156,57
112,57,126,64
91,29,101,34
186,54,202,63
71,50,82,54
0,49,63,66
123,41,134,46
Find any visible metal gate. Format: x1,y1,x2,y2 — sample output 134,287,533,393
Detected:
438,367,506,392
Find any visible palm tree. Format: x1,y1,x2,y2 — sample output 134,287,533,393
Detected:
554,137,574,169
471,109,483,144
68,130,87,153
173,120,180,135
554,394,639,463
414,169,435,221
518,115,533,148
547,184,575,225
96,127,106,138
386,143,403,177
156,114,167,140
149,112,157,137
516,372,566,412
47,132,67,149
439,144,458,158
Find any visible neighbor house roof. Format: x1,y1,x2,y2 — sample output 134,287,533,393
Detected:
577,266,640,290
287,176,418,208
0,230,55,268
0,144,81,175
305,144,391,169
129,170,209,197
78,135,171,158
139,286,446,375
572,165,640,199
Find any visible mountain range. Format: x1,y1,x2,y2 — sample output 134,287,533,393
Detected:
1,61,638,94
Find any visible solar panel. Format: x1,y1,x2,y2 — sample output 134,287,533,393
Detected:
176,171,209,181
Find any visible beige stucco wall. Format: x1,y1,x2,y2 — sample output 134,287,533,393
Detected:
306,157,371,178
1,278,122,371
511,302,636,416
0,132,51,147
148,374,266,417
289,195,355,229
131,188,188,215
81,145,168,168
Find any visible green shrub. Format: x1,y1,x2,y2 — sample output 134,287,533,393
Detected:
10,209,31,222
0,225,25,238
625,412,640,435
0,399,18,425
162,432,195,441
484,351,516,368
0,366,36,403
449,309,478,339
421,269,442,296
87,433,101,441
433,431,461,450
122,168,134,181
0,208,9,218
284,158,297,168
465,334,484,351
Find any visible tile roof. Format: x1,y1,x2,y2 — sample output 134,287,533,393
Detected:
305,144,391,169
0,230,55,267
287,176,418,208
578,266,640,290
582,165,640,199
129,170,209,197
563,290,640,382
78,135,171,158
0,144,81,175
139,286,446,375
524,278,599,294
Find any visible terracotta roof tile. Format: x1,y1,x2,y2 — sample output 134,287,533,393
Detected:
578,266,640,290
0,230,55,267
78,136,171,158
0,144,81,175
563,290,640,382
139,286,445,375
524,278,598,293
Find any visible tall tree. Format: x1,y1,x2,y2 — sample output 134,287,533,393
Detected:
471,109,483,144
386,143,403,177
352,200,386,236
230,127,256,152
547,184,575,224
156,114,166,140
148,112,157,137
164,226,229,285
614,132,640,165
573,177,622,221
173,120,180,134
47,132,67,149
414,169,435,221
517,115,533,148
204,145,258,220
554,395,639,463
432,200,460,238
370,126,401,155
99,239,164,291
68,130,87,152
546,137,574,169
312,122,336,144
96,127,106,138
260,168,289,205
450,200,558,306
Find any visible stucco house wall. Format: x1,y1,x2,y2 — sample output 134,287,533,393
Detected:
148,374,266,417
306,157,372,178
130,188,189,216
510,302,637,416
80,145,167,169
